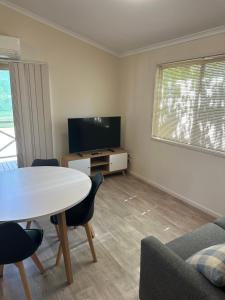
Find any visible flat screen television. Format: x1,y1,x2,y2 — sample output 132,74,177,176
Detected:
68,116,121,153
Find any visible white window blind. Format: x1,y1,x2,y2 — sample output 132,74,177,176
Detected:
152,56,225,155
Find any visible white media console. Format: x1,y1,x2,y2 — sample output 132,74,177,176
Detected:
61,148,128,176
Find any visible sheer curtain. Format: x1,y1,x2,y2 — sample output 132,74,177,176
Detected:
9,62,53,167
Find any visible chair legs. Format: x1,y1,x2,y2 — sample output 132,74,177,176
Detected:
55,222,97,265
0,265,4,278
54,224,62,265
84,223,97,262
31,254,45,274
2,253,43,300
56,244,62,266
15,261,32,300
89,224,95,239
55,225,60,240
26,221,32,229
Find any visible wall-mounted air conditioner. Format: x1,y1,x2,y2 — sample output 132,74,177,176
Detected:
0,35,20,59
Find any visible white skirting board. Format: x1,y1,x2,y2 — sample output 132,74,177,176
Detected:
129,170,222,219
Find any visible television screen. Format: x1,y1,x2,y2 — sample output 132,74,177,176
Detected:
68,116,121,153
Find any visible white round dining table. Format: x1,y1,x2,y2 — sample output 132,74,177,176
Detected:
0,166,92,284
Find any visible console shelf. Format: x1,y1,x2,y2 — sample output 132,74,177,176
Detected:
91,161,109,167
61,148,128,176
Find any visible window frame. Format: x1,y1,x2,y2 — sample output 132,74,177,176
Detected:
151,54,225,159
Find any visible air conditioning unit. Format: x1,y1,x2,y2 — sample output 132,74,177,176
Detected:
0,35,20,59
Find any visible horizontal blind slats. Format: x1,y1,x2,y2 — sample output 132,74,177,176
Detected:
152,58,225,154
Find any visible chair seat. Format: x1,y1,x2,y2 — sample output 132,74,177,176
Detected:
50,173,103,229
25,229,43,251
0,224,44,265
50,208,87,227
50,215,58,225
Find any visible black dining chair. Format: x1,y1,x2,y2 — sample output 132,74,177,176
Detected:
0,222,44,300
26,158,60,229
31,158,60,167
50,172,103,265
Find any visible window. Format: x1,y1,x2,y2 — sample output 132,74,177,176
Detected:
0,64,17,167
152,56,225,155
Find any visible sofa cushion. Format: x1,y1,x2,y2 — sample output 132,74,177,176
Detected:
166,223,225,260
140,236,225,300
214,217,225,231
187,244,225,287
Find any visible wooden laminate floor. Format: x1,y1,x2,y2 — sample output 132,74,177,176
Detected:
0,174,213,300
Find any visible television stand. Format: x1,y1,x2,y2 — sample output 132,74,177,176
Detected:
61,148,128,177
78,149,111,157
91,151,102,155
78,151,102,157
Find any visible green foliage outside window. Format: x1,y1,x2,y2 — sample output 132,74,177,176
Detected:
0,70,13,128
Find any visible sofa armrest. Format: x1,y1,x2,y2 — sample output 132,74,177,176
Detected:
139,236,224,300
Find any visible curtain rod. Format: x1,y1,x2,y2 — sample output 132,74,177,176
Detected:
0,58,47,64
158,52,225,67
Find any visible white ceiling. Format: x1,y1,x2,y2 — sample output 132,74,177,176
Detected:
2,0,225,56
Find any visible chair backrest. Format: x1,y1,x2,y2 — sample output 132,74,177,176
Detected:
89,172,104,203
31,158,59,167
65,172,104,226
80,172,104,223
0,222,36,264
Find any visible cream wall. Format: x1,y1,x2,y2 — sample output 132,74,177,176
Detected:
1,4,225,217
120,33,225,217
0,4,120,157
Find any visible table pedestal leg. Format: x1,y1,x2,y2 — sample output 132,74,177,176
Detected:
57,212,73,284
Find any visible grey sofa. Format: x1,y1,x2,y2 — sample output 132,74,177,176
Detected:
139,216,225,300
